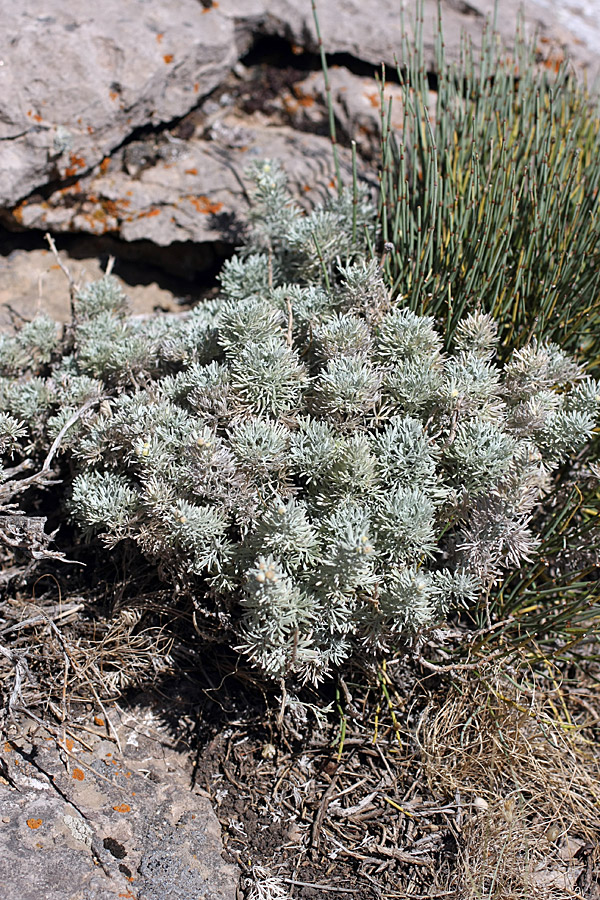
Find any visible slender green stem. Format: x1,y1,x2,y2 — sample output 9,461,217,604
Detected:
312,0,343,196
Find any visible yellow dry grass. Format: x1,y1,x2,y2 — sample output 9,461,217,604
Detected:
415,657,600,898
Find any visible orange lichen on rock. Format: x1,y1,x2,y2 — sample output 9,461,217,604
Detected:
86,197,130,228
292,86,315,107
26,818,42,829
156,32,163,43
282,95,298,115
185,168,198,175
113,803,131,813
72,768,85,781
107,198,129,214
544,53,565,73
59,180,82,195
366,91,380,108
136,208,161,219
12,202,26,224
163,54,174,64
188,195,223,214
65,153,87,177
99,157,111,174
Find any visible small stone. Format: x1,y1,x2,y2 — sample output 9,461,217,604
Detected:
545,823,561,843
287,822,303,842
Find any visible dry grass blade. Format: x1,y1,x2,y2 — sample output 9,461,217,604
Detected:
415,659,600,898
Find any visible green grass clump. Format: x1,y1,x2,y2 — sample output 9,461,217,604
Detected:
371,6,600,657
378,7,600,367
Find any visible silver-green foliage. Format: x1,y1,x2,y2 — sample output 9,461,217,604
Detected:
1,161,599,683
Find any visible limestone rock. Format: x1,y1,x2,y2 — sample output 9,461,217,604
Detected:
271,67,410,161
0,708,239,900
8,117,365,248
0,248,186,332
2,0,597,214
227,0,600,79
0,0,236,208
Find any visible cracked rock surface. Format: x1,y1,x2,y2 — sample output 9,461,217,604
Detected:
0,0,236,208
2,0,597,212
9,116,361,247
0,708,239,900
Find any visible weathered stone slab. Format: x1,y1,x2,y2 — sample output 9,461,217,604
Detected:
0,708,239,900
0,248,185,331
270,67,410,160
226,0,600,79
1,0,596,214
8,118,363,247
0,0,236,208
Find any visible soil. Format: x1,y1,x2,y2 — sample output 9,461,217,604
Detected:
124,662,458,899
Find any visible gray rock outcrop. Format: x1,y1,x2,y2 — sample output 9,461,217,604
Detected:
0,709,239,900
2,0,598,213
9,117,361,248
0,0,236,208
0,248,185,331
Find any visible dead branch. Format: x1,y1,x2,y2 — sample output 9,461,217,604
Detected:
44,232,79,316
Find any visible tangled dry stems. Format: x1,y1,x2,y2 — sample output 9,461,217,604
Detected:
0,581,179,733
415,658,600,897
